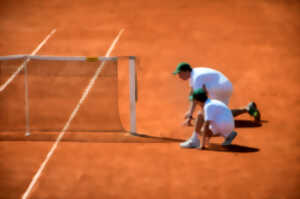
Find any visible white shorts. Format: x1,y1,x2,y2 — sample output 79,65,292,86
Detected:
209,122,234,138
209,82,233,105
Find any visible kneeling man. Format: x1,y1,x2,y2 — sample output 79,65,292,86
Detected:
181,88,237,149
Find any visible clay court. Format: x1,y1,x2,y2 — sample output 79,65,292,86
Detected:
0,0,300,198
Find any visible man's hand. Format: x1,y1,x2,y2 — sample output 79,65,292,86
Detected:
184,111,193,119
183,111,193,126
183,117,193,126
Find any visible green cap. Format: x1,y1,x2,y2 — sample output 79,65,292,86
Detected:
192,88,208,102
172,62,192,75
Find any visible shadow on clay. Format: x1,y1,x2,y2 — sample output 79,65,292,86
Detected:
0,131,185,143
203,143,260,153
234,119,268,128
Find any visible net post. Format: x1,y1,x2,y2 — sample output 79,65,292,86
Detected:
24,60,31,136
129,56,137,135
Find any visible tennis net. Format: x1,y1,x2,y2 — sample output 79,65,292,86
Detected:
0,55,137,134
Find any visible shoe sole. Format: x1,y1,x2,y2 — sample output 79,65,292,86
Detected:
249,102,261,122
180,144,200,148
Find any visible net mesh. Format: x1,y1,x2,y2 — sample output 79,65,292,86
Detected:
0,58,26,131
0,56,124,133
0,56,185,144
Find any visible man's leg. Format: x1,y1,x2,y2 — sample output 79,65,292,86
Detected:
195,111,204,135
231,108,248,117
180,111,204,148
211,88,247,117
211,85,261,121
231,102,261,121
203,129,214,149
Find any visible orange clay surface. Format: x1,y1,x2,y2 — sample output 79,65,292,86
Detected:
0,0,300,199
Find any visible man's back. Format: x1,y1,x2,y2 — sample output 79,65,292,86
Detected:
190,67,233,104
204,99,234,136
190,67,230,90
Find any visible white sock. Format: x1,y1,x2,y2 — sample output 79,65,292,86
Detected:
190,131,199,141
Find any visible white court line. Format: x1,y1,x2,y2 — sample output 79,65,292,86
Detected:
0,29,56,92
21,29,125,199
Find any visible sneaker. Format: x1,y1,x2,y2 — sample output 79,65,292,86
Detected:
222,131,237,146
247,102,261,122
180,139,200,148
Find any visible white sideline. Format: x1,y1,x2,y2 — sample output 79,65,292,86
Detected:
21,29,125,199
0,29,56,92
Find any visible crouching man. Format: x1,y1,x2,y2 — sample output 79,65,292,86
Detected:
181,88,237,149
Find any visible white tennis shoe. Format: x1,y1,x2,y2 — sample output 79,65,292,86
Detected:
180,139,200,148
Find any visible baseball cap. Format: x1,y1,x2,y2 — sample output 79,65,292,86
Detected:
192,88,208,102
172,62,192,75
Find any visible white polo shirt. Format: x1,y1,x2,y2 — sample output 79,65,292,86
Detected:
204,99,234,137
189,67,233,104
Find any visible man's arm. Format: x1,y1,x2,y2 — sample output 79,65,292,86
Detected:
199,120,210,149
183,88,196,126
185,84,207,118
